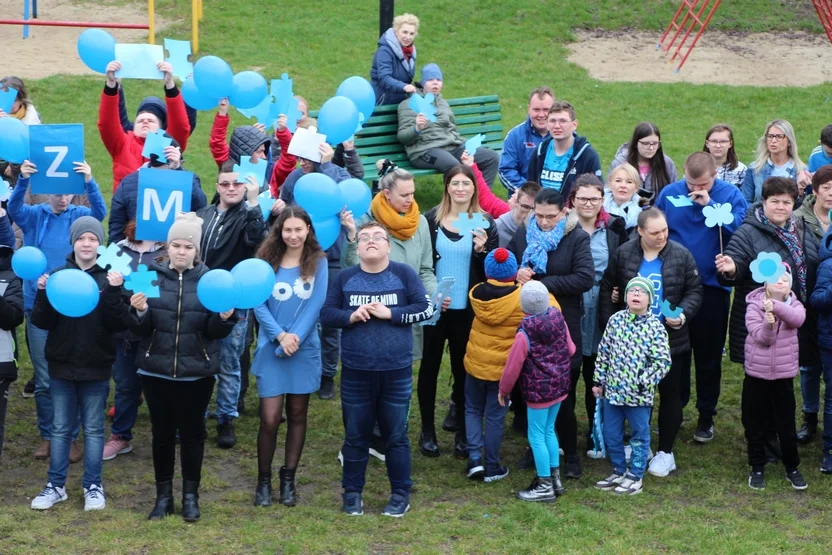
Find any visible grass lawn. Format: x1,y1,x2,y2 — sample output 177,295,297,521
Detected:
1,0,832,553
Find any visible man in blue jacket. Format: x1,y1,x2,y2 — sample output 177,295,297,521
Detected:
655,151,748,446
526,101,602,200
498,87,554,194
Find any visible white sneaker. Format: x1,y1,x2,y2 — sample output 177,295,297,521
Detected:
31,482,67,510
624,445,653,464
647,451,677,477
613,474,643,495
84,484,106,511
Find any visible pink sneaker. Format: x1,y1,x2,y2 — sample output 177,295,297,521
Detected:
102,435,132,461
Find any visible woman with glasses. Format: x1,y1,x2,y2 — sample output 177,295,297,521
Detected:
419,166,498,459
610,122,677,199
566,175,629,457
508,188,594,481
703,124,747,189
741,120,811,204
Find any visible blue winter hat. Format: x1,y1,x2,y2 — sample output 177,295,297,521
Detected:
485,248,517,283
421,63,443,83
137,96,167,129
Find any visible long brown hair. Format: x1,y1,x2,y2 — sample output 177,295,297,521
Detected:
434,165,482,224
626,122,671,194
703,124,739,170
256,206,325,279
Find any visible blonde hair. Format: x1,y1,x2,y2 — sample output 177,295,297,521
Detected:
753,119,804,175
393,13,420,32
607,163,640,189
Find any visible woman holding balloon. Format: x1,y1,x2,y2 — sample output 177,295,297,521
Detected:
251,207,328,508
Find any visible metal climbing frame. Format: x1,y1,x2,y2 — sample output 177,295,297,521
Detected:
813,0,832,46
657,0,722,72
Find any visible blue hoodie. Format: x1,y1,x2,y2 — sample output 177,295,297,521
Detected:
655,178,748,290
8,176,107,311
811,230,832,352
498,117,548,193
370,28,417,106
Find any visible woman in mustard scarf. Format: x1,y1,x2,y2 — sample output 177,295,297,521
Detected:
0,76,42,125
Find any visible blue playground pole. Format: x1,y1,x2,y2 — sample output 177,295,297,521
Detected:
23,0,29,39
33,0,38,18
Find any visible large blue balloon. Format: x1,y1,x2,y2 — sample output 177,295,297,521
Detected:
12,246,47,280
0,117,29,164
337,178,372,217
336,76,376,120
197,269,241,313
317,96,360,145
77,29,116,74
228,71,268,110
230,259,276,309
294,173,343,218
193,56,234,98
46,269,100,318
181,77,221,111
311,215,342,251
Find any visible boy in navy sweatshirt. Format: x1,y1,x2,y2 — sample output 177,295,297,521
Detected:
320,222,431,518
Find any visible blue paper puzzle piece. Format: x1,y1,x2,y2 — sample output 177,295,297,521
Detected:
163,39,193,80
237,94,275,127
114,44,165,80
421,277,455,326
464,133,485,155
258,192,275,219
0,87,18,114
667,194,694,208
141,129,173,161
268,96,302,133
702,202,734,228
96,244,133,276
452,213,491,236
271,73,302,132
659,299,683,319
124,264,160,298
408,93,437,122
0,180,11,202
234,156,268,188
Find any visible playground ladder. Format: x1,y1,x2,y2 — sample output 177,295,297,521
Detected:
813,0,832,47
657,0,722,72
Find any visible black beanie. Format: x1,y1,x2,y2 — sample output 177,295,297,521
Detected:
136,96,167,130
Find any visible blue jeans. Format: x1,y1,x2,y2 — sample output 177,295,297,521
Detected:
111,341,142,440
464,374,508,473
216,312,247,422
603,399,651,479
48,378,109,489
817,353,832,450
341,366,412,497
799,364,825,413
528,402,562,477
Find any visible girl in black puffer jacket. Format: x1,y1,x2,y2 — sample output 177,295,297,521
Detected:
126,213,236,523
0,244,24,459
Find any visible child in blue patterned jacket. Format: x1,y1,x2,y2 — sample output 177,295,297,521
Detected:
593,276,671,495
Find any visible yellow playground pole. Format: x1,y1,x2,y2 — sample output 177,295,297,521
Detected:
192,0,199,52
148,0,155,44
199,0,204,21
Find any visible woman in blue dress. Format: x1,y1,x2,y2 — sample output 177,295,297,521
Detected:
251,207,328,508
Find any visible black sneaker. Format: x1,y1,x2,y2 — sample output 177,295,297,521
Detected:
748,470,765,490
785,469,808,490
318,376,335,400
821,450,832,474
442,403,458,432
484,465,509,483
382,493,410,517
216,421,237,449
796,413,818,445
518,447,535,470
22,377,35,398
466,458,484,480
563,455,583,480
693,424,714,443
453,430,467,459
343,492,363,516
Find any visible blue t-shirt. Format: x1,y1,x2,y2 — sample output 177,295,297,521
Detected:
540,142,573,191
808,146,832,172
638,257,664,321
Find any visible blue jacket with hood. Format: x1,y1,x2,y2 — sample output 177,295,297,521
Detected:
810,229,832,352
370,28,417,106
526,133,603,200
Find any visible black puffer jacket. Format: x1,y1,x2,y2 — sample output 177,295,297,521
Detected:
31,255,129,381
197,198,267,271
599,238,702,356
717,205,819,365
0,246,24,381
127,260,237,379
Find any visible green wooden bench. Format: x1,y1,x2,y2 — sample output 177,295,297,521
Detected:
310,95,503,183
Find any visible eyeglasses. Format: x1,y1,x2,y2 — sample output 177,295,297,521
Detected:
533,210,562,223
638,140,661,149
574,196,602,206
448,180,474,189
766,133,787,142
706,139,731,146
517,202,534,213
357,234,389,244
217,181,245,189
548,119,574,127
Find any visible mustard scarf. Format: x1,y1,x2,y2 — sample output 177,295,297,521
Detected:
370,193,420,240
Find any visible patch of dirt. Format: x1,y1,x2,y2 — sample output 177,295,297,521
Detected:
567,30,832,87
0,0,168,80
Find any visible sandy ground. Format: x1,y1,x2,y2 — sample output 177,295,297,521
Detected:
568,30,832,87
0,0,167,80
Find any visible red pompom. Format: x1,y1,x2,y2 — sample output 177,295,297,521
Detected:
494,248,509,263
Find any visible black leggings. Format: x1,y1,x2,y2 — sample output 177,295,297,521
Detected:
142,375,215,483
257,394,311,473
656,351,690,453
554,363,581,459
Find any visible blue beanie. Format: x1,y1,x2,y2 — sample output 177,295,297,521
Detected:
421,63,443,83
484,248,517,283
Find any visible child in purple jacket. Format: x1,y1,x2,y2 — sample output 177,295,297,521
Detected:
743,264,807,491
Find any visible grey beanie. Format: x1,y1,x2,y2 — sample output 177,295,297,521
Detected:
520,281,550,316
70,216,105,246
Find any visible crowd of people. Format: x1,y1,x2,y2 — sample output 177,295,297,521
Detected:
0,11,831,519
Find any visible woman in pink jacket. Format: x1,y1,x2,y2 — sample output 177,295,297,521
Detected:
742,264,807,491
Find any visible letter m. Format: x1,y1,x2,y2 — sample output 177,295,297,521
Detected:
143,189,183,222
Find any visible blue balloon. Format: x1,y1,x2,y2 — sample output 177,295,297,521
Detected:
228,71,268,110
311,215,342,251
77,29,116,74
12,246,47,280
336,76,376,120
317,96,360,145
46,269,100,318
197,269,241,313
193,55,234,99
337,178,372,217
294,173,343,218
0,117,29,164
230,259,276,309
181,76,221,111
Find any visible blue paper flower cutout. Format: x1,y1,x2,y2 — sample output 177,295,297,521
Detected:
702,202,734,228
750,251,786,284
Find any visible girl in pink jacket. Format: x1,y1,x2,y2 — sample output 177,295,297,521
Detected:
742,264,807,491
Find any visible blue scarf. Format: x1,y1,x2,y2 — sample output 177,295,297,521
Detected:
522,214,566,273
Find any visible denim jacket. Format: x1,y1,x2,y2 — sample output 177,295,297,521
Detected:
741,159,797,204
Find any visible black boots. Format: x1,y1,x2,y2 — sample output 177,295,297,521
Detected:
797,412,818,444
182,479,201,522
253,471,272,507
442,403,458,432
419,430,440,457
147,481,174,520
279,467,297,506
551,468,565,496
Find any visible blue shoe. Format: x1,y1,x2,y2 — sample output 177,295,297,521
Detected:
381,493,410,518
342,492,363,516
820,450,832,474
